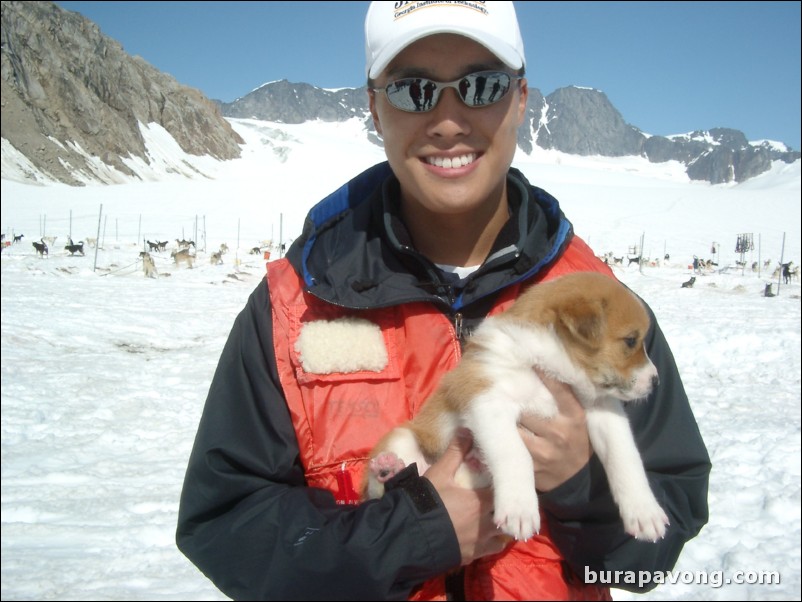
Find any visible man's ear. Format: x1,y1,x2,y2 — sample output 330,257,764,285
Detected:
368,89,383,137
516,78,528,126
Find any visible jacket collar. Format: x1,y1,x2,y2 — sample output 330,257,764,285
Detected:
286,161,573,312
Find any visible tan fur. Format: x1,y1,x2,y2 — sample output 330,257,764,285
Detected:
368,272,650,472
172,249,194,268
364,272,667,542
368,370,490,473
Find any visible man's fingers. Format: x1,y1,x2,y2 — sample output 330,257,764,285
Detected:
438,428,472,473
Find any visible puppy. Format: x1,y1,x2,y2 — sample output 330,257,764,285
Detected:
364,272,668,542
681,276,696,288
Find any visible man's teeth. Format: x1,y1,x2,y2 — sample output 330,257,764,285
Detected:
427,154,476,168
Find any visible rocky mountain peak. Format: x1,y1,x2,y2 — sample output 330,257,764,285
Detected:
1,1,798,186
1,0,243,185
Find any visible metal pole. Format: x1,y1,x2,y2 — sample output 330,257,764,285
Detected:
758,234,762,278
776,232,786,296
93,204,103,272
639,232,645,274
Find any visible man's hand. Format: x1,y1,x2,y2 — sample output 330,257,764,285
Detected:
424,430,510,564
518,370,592,492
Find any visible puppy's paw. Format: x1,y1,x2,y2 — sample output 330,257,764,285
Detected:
621,497,670,542
369,452,406,484
493,491,540,541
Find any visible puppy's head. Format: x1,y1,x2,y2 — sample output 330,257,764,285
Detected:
543,273,658,402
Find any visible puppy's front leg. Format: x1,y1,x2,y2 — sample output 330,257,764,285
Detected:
468,392,540,541
586,399,669,541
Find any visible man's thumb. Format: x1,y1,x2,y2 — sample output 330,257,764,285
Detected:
439,427,473,475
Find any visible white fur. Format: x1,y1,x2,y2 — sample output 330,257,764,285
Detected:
586,399,668,541
296,317,388,374
367,279,667,542
458,316,666,542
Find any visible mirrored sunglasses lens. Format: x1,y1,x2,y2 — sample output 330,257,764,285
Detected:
385,79,436,112
461,72,512,107
383,72,514,112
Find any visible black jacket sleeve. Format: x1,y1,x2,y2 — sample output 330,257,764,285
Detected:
175,281,460,601
539,303,711,592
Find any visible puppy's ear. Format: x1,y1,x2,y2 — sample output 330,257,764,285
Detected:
555,297,605,350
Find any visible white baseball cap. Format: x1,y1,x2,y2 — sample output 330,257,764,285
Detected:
365,1,526,79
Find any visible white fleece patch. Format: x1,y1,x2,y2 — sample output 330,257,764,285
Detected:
295,317,388,374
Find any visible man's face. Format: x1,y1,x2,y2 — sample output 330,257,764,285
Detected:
369,34,528,219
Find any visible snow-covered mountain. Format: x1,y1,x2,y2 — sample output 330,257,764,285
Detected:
210,76,802,186
2,0,799,188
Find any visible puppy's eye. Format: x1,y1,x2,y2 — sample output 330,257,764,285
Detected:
623,336,638,349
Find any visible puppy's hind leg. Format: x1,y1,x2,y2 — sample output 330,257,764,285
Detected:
586,399,669,542
365,427,429,499
369,451,407,485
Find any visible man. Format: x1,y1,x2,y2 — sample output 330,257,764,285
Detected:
176,2,710,599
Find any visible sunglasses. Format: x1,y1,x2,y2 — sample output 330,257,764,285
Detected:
371,71,522,113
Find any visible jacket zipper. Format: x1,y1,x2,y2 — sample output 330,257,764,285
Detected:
453,312,464,343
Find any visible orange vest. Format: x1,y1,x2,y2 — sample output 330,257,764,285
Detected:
268,236,613,601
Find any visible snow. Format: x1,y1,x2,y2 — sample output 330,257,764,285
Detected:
2,118,800,601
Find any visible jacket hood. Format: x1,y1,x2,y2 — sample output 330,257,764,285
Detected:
285,161,573,312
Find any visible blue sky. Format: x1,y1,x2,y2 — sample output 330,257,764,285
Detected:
55,1,801,150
